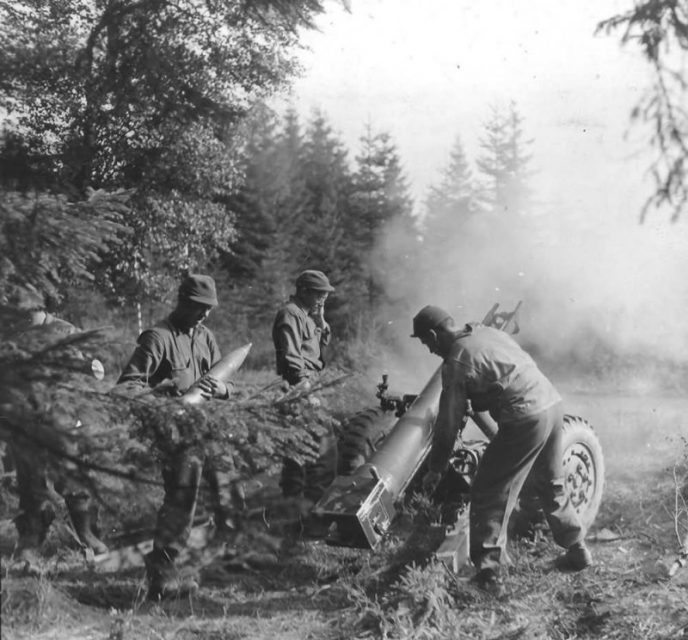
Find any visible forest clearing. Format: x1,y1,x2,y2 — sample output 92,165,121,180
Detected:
3,1,688,638
2,378,687,640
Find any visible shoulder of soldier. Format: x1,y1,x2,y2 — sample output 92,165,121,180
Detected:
274,300,303,323
195,323,218,344
22,320,76,342
447,323,493,359
8,316,77,351
137,319,172,347
452,322,478,340
43,315,78,335
462,323,522,356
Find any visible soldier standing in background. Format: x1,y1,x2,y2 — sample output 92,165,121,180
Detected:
117,273,236,601
412,304,593,597
3,285,108,568
272,270,338,518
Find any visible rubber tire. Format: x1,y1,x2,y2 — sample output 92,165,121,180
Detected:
337,407,397,476
560,414,605,532
513,414,605,537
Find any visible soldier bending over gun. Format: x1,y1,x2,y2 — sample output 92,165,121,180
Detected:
412,305,593,596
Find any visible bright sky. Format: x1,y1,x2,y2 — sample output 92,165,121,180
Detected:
279,0,688,374
284,0,654,221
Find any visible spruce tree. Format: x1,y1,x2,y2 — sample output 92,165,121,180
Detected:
298,110,353,334
217,106,312,359
423,134,480,247
349,124,414,317
476,101,533,216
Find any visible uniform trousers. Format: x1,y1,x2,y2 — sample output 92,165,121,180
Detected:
153,447,236,556
469,402,584,572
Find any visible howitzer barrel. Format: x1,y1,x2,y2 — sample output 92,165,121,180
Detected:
314,367,443,548
359,367,442,496
181,342,252,405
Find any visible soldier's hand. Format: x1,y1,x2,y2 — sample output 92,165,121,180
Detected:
197,375,231,399
422,469,442,494
296,378,312,392
311,303,326,328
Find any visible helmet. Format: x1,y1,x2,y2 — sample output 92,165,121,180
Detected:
411,305,452,338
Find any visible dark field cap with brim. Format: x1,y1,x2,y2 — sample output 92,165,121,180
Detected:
411,305,452,337
178,274,218,307
296,269,335,292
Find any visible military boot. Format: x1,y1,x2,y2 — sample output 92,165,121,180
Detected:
65,495,109,555
145,548,199,601
472,568,504,597
14,527,43,572
13,503,55,572
557,541,593,571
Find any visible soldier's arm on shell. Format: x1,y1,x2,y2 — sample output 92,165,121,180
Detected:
116,331,165,388
429,360,469,474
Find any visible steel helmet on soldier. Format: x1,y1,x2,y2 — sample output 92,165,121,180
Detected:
411,305,453,338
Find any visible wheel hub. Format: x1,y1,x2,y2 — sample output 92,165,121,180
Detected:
563,443,596,513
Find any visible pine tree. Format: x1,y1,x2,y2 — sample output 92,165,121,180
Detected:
222,106,283,298
348,124,414,316
297,110,353,334
476,101,533,216
217,106,311,358
423,134,480,246
266,108,313,301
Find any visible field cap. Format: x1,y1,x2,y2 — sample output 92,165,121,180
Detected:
296,269,335,292
411,305,452,337
178,274,218,307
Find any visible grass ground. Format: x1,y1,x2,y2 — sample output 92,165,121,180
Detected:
2,382,687,640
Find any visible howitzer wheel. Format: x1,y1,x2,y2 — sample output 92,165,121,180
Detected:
514,414,604,537
561,415,604,531
337,407,397,476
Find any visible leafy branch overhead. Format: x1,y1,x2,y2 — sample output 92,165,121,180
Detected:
598,1,688,221
0,189,131,304
0,0,327,302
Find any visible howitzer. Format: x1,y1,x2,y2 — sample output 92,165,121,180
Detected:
314,367,443,548
314,302,604,565
313,303,520,548
182,342,252,404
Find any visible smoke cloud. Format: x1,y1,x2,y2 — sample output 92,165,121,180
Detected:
373,201,688,392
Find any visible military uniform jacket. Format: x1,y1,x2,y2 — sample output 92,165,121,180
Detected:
430,322,561,472
272,297,331,385
117,316,221,394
